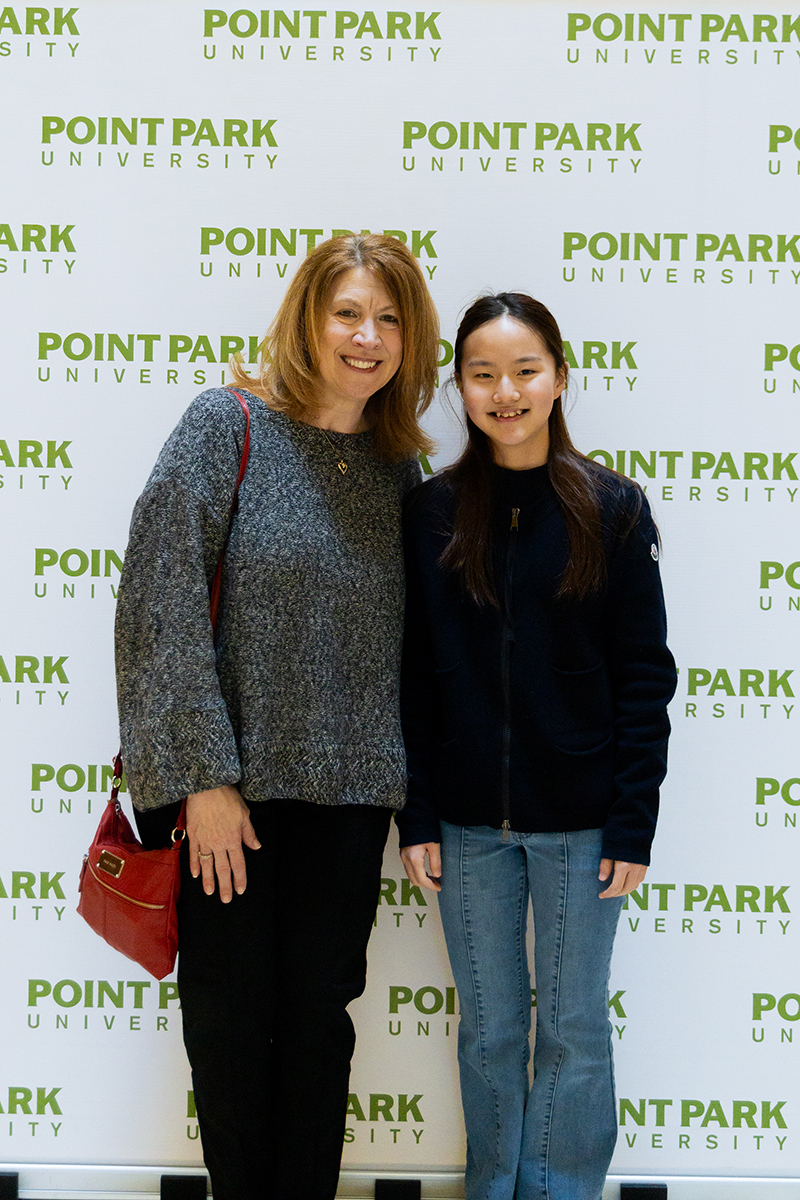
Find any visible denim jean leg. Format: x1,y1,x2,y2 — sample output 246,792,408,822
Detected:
438,821,532,1200
516,829,623,1200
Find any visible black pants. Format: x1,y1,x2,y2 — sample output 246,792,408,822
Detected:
137,799,392,1200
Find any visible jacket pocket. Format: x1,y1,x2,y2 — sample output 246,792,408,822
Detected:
546,660,613,754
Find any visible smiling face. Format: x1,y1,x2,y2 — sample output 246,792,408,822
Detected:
314,266,403,415
458,314,565,470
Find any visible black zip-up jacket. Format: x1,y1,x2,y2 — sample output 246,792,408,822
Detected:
395,463,677,865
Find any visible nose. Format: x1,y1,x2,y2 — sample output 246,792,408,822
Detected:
494,375,519,402
353,317,381,348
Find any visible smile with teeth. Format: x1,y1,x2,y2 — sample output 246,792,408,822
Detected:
343,356,379,370
492,409,527,419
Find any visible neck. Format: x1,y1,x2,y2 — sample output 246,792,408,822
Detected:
305,396,370,434
492,446,549,471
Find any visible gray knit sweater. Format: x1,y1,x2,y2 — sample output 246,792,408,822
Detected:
115,387,421,812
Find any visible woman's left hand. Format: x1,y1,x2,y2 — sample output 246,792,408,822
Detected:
598,859,647,898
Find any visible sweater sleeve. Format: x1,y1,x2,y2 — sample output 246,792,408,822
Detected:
114,390,249,810
395,495,443,847
601,489,677,865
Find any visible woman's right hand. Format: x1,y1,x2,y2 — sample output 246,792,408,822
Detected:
400,842,442,893
186,786,261,902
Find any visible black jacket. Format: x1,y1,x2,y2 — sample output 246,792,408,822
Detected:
396,463,677,865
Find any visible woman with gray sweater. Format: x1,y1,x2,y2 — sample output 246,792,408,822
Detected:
115,234,439,1200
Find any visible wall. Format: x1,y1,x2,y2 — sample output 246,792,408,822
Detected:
1,0,799,1191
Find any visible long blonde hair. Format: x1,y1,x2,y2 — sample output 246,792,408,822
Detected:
229,234,438,461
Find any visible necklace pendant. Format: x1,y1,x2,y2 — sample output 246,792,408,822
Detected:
337,460,348,475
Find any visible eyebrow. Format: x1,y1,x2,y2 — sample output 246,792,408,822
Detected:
466,355,544,367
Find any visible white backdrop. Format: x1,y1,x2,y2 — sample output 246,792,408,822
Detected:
2,1,799,1195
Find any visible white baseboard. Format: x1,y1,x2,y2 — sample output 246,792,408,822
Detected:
2,1165,800,1199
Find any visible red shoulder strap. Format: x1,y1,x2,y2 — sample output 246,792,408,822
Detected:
209,389,251,631
226,388,251,494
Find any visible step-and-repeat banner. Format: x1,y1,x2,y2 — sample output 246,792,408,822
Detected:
1,0,799,1192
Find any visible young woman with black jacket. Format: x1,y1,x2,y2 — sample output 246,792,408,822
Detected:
396,293,677,1200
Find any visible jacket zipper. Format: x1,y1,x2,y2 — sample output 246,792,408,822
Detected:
500,507,519,840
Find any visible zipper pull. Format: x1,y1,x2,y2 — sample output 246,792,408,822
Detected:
502,820,510,842
510,508,519,531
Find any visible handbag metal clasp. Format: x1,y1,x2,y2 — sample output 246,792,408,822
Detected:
98,850,125,878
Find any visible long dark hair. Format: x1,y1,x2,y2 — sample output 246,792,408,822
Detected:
440,292,634,605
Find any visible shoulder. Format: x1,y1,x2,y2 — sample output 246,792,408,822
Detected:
402,474,454,555
142,388,253,501
404,472,453,520
396,455,424,495
580,462,664,572
580,458,649,530
165,387,257,464
176,387,253,442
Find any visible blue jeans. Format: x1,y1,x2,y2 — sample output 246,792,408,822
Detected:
438,822,624,1200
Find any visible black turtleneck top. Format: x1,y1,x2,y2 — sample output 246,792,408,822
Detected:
396,462,677,865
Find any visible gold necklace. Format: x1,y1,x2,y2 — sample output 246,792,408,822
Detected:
319,428,349,475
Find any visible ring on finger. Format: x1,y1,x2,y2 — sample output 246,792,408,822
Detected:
198,851,214,859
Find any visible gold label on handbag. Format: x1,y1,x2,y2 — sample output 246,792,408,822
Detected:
98,850,125,878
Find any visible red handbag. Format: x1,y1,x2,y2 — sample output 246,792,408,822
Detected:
77,389,251,979
77,758,185,979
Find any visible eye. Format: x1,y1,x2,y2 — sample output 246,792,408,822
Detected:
335,308,358,319
380,313,400,325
